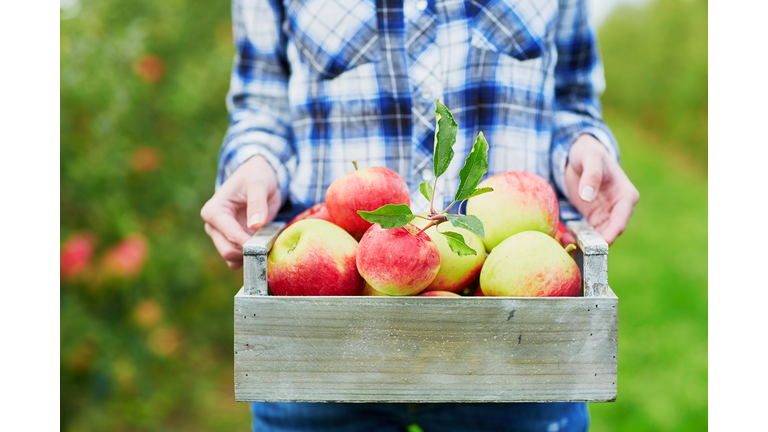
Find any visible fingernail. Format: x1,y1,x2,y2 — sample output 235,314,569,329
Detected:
248,213,263,228
580,186,596,202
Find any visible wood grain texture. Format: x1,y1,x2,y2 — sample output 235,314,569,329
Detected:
583,254,609,298
566,221,609,297
234,291,618,402
243,222,285,255
566,221,609,256
243,222,285,296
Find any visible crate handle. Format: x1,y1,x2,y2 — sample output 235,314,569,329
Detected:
243,222,286,296
566,221,609,298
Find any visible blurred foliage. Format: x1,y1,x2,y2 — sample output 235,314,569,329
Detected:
60,0,706,431
61,0,251,430
599,0,708,170
588,113,707,432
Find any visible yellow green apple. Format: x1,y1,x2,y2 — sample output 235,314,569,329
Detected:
410,215,485,293
479,231,581,297
466,171,559,252
419,291,461,297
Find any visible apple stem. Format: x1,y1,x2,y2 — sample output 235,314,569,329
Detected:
416,214,448,236
416,220,437,237
564,244,577,254
351,160,359,171
430,214,448,223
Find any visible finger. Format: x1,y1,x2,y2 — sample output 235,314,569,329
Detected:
206,223,245,268
599,197,636,245
202,199,253,247
246,182,271,230
577,154,605,203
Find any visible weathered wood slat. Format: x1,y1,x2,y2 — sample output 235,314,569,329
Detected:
566,221,609,297
243,222,285,255
243,222,285,296
234,292,618,402
566,221,609,256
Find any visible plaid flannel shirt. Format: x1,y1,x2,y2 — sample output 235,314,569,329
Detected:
217,0,619,220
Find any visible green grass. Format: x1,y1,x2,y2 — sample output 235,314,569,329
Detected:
587,113,708,432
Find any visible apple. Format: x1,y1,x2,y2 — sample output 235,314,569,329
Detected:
326,166,411,240
479,231,581,297
356,223,441,296
267,219,364,296
410,215,486,293
419,291,461,297
361,282,390,296
474,285,486,296
554,221,576,248
286,202,334,228
466,171,559,252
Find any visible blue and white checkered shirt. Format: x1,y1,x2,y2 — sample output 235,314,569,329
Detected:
217,0,619,220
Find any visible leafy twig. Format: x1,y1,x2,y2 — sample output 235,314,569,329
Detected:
357,100,494,256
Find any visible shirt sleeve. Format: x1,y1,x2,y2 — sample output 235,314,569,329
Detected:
217,0,295,203
550,0,619,204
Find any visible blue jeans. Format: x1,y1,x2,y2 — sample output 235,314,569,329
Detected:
250,402,589,432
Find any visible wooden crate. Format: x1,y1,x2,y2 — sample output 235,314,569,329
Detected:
234,221,617,403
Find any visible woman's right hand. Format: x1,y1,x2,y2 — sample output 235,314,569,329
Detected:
200,155,282,269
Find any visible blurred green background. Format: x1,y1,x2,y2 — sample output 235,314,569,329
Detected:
60,0,707,430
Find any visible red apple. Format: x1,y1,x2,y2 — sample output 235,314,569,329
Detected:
356,223,441,296
419,291,461,297
325,166,411,240
285,203,334,228
268,219,364,296
410,215,485,293
361,282,390,296
466,171,559,252
474,285,486,297
554,221,576,248
480,231,581,297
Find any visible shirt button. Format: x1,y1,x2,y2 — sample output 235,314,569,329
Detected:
416,0,428,11
421,169,434,181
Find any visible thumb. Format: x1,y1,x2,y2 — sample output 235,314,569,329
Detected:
246,182,270,230
577,155,604,203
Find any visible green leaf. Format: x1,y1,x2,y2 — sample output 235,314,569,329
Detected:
433,99,458,178
357,204,415,229
454,132,490,202
464,187,493,200
440,231,477,256
419,181,433,203
446,214,485,239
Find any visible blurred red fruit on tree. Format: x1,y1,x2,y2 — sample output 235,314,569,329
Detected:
133,55,165,83
131,147,160,172
61,232,96,280
103,234,149,278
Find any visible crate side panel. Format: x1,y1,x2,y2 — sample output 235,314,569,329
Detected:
234,297,617,402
